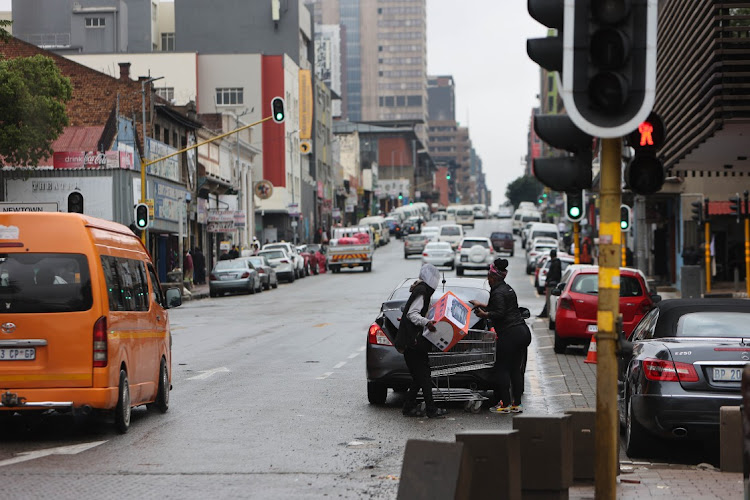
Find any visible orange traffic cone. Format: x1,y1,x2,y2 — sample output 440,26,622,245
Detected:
584,335,598,364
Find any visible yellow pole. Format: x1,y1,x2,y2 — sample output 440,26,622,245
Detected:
595,138,621,500
745,216,749,297
574,222,580,264
705,221,711,294
621,231,627,267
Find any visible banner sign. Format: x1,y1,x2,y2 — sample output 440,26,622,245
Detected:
147,138,181,182
207,210,235,223
0,202,59,213
153,180,188,222
233,210,246,228
299,69,313,140
53,151,133,170
207,222,235,233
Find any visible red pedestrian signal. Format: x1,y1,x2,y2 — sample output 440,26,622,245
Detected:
639,122,654,146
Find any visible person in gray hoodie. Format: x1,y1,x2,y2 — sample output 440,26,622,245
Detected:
394,264,447,418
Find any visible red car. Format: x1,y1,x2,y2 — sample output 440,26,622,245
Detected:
305,244,327,273
296,245,318,276
552,267,659,353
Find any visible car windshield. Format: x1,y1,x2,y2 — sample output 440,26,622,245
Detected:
441,226,461,236
0,253,93,313
422,228,438,233
534,244,557,251
214,260,247,270
260,251,285,260
533,231,558,239
570,274,642,297
391,284,490,304
674,312,750,338
522,216,540,222
457,210,472,216
463,239,489,248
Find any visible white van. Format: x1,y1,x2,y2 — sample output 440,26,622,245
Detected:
455,207,475,228
358,216,390,246
525,222,560,251
438,224,464,249
512,209,542,234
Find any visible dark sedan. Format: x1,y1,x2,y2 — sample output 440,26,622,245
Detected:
619,299,750,457
366,277,493,404
490,231,515,256
246,256,279,290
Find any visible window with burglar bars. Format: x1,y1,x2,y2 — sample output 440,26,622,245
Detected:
216,88,244,106
85,17,106,28
161,32,175,51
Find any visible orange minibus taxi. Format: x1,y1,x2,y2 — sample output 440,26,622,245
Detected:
0,213,181,432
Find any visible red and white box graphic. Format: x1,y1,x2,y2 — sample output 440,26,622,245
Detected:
422,291,472,351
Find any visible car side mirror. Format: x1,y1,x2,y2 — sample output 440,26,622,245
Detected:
650,293,662,303
165,288,182,308
551,283,564,296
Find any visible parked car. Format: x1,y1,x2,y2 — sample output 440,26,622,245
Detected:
551,266,659,353
526,238,559,274
420,226,440,242
520,222,536,247
209,258,262,297
455,237,496,276
366,277,494,404
263,242,305,279
549,264,597,330
296,245,317,276
437,224,464,249
421,241,455,269
524,223,560,252
536,253,574,294
257,249,296,283
404,233,429,258
383,217,402,238
305,243,327,273
246,255,279,290
619,299,750,457
490,231,515,256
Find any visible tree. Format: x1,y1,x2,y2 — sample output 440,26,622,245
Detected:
505,175,543,209
0,54,72,166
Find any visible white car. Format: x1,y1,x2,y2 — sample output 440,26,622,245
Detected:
263,242,305,279
454,237,496,276
258,248,297,283
438,224,464,249
524,223,561,252
420,226,440,242
526,239,559,274
537,254,575,294
421,241,455,269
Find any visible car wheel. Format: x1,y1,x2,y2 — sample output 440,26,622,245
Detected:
264,279,270,291
115,369,131,434
367,381,387,405
456,267,464,276
450,263,455,270
272,278,278,289
256,279,263,293
148,358,169,413
249,282,256,294
289,273,296,283
510,251,514,257
553,330,566,354
625,393,650,458
404,253,408,259
526,265,532,275
209,289,217,298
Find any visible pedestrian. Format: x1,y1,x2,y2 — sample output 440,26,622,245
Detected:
581,236,594,264
537,249,561,318
470,258,531,414
229,245,239,259
192,247,206,284
394,264,447,419
183,249,194,285
219,249,231,261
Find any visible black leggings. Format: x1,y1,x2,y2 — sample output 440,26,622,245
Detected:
495,324,531,407
404,348,434,409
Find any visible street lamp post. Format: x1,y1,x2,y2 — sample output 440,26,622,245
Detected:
139,75,164,247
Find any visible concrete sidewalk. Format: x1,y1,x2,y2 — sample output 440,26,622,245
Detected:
530,318,744,499
180,282,209,301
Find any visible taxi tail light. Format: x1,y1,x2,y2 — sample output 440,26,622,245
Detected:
423,252,429,257
643,358,699,383
93,316,108,367
368,323,393,346
559,297,574,311
240,271,251,278
209,273,218,281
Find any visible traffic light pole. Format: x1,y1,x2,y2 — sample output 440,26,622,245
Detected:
138,115,274,247
621,232,627,267
745,192,749,296
596,137,621,500
705,220,711,294
574,222,580,264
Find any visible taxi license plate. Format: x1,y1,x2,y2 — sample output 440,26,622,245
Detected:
0,348,36,361
587,325,598,333
713,367,742,382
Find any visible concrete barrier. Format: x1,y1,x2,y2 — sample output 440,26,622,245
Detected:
455,430,521,500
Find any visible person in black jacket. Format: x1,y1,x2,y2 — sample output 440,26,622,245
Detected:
470,258,531,414
394,264,447,418
538,249,562,318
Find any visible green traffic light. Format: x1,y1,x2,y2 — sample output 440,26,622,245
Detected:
621,220,628,230
569,207,581,218
275,112,283,121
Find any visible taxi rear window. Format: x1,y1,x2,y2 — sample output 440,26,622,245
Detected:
0,253,93,313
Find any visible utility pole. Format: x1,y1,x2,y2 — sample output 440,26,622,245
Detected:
705,198,711,294
140,75,164,247
573,222,580,264
745,191,749,296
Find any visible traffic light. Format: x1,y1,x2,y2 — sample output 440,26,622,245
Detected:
620,204,632,231
527,0,564,74
398,192,403,201
67,192,84,214
730,193,742,217
271,97,285,123
134,203,150,230
625,112,666,195
565,191,585,223
446,171,451,180
690,201,703,225
532,114,593,192
559,0,658,137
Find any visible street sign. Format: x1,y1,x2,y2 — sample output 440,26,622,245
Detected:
207,222,235,233
0,202,59,213
300,141,311,155
291,220,298,227
144,199,155,218
288,203,300,217
254,180,274,200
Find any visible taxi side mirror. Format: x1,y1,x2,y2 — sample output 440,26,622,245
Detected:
165,288,182,308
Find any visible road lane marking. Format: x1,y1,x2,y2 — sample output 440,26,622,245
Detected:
0,441,106,468
187,367,230,380
313,323,330,328
348,353,360,359
316,372,334,380
334,361,347,369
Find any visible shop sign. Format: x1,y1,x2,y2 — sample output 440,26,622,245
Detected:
207,210,234,223
317,181,324,198
233,210,246,228
4,177,113,220
153,180,188,222
53,151,133,170
332,208,341,219
288,203,300,217
147,138,181,182
208,222,235,233
0,202,59,213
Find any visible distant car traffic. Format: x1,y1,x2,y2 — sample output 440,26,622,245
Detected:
209,258,262,297
437,224,464,249
246,255,279,290
263,242,305,279
551,266,659,353
526,239,559,274
455,237,495,276
404,233,429,258
257,249,296,283
536,253,574,294
619,299,750,457
490,231,515,256
421,241,455,269
366,277,493,404
420,226,440,242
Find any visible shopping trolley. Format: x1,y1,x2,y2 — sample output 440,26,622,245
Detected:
424,327,497,413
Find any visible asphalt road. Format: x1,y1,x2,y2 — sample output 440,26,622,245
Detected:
0,218,706,498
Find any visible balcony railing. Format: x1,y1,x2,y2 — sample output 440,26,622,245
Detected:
18,32,71,48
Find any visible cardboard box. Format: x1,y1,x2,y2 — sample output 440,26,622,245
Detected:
422,291,472,351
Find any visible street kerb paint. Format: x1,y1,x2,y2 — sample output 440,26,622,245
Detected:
584,336,597,364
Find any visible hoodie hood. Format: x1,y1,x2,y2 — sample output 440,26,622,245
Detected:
419,263,440,290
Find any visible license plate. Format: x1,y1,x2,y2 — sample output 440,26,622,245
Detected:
713,367,742,382
587,324,598,333
220,274,237,280
461,256,468,262
0,348,36,360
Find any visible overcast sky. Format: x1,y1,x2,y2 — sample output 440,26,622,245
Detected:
0,0,544,204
